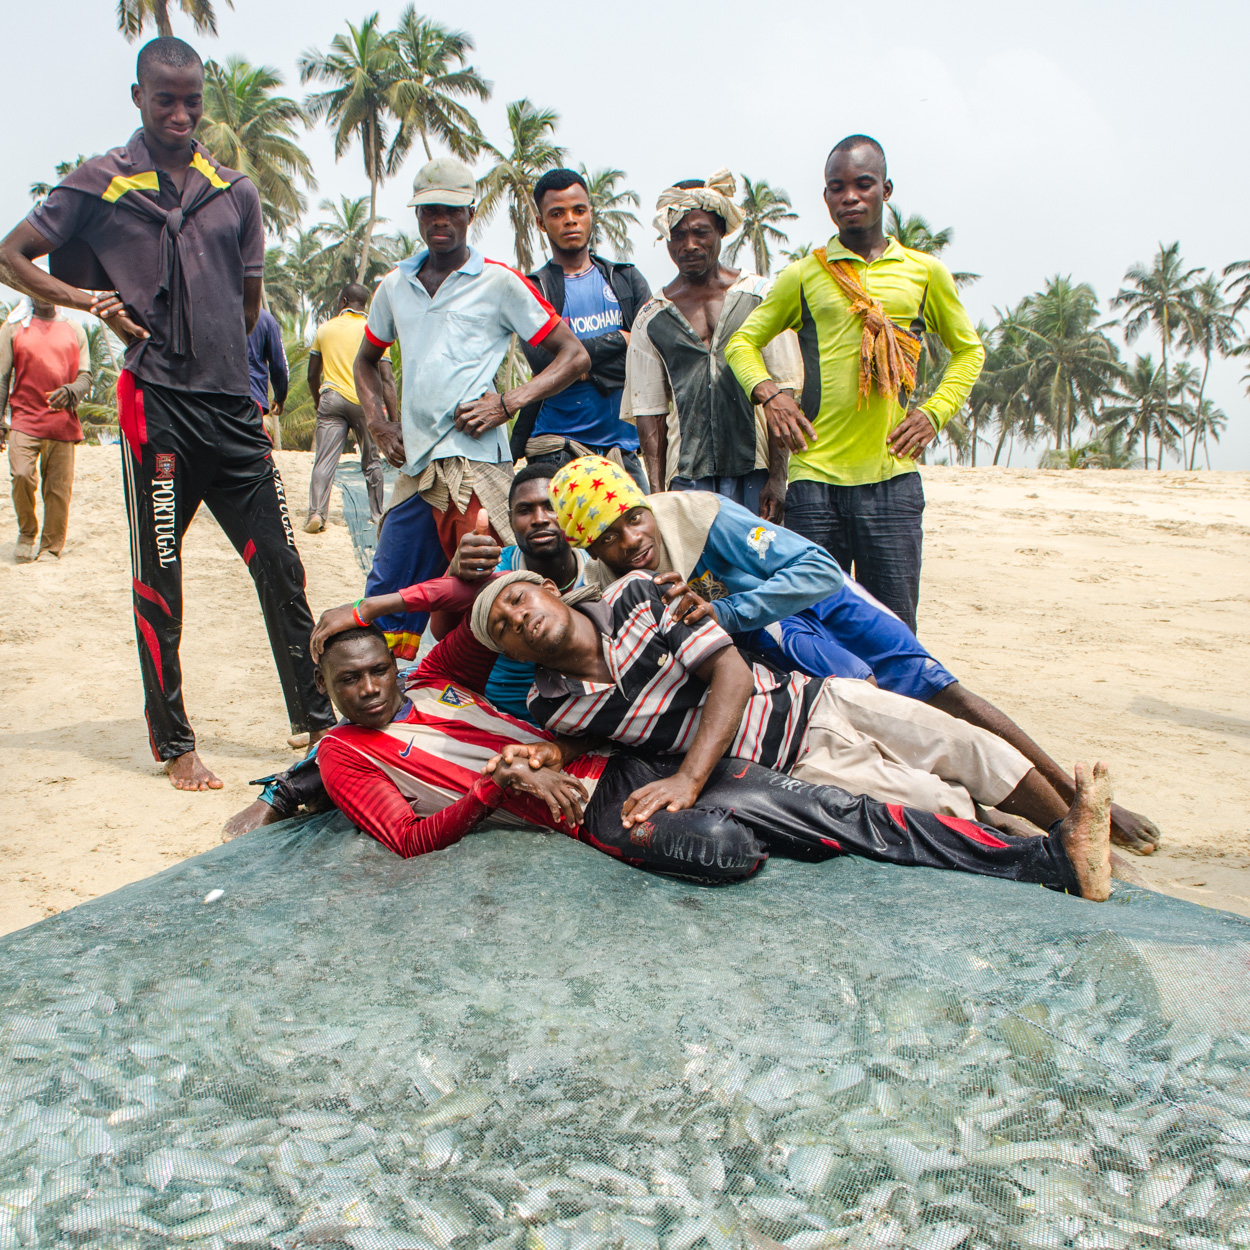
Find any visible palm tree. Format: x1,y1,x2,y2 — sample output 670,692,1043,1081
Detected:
1112,242,1201,467
199,58,316,235
388,7,490,163
476,99,565,272
724,176,796,276
886,206,979,287
781,242,813,263
1096,354,1183,468
1224,259,1250,315
1014,277,1122,450
1175,273,1240,469
300,14,402,283
116,0,230,39
307,196,394,319
264,226,326,336
1186,398,1228,470
579,166,640,259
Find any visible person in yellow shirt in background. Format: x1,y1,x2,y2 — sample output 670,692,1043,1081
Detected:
726,135,983,633
304,283,396,533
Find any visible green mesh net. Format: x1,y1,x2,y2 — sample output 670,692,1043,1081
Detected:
2,813,1249,1249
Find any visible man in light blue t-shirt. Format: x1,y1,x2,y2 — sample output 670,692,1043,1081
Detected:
513,168,652,491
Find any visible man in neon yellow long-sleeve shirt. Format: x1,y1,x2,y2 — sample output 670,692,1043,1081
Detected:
726,134,983,632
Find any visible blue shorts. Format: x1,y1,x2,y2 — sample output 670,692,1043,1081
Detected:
741,580,957,702
365,491,448,659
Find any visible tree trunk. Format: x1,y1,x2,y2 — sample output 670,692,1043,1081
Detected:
156,0,173,36
992,422,1008,465
1158,306,1169,470
1189,351,1211,470
970,413,978,467
421,127,433,161
356,116,378,284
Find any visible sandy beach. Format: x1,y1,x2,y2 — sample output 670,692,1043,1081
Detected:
1,450,1247,934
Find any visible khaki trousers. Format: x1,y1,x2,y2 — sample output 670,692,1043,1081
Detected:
9,430,76,555
789,677,1033,818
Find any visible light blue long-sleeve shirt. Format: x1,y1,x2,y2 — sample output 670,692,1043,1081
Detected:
684,498,844,634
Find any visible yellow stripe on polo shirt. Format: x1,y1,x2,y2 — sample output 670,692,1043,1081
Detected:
101,171,161,203
725,236,984,487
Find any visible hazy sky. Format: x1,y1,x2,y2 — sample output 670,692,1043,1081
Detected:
4,0,1246,467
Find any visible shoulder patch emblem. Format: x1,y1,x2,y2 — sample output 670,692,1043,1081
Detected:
436,684,476,708
747,526,776,558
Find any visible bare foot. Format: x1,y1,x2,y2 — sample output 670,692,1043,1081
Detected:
1110,803,1161,855
165,750,223,791
222,799,282,841
1058,761,1113,901
287,731,310,749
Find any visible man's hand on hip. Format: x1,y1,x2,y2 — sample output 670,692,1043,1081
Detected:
88,291,148,345
888,409,938,460
453,392,510,438
370,419,406,468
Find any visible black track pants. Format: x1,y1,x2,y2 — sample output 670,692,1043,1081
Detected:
118,371,335,760
579,753,1080,891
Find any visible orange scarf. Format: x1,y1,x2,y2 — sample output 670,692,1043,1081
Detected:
814,247,922,406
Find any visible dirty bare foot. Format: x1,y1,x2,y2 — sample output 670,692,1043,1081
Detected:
1110,803,1161,855
15,537,36,563
1058,761,1113,901
287,731,310,749
222,799,282,841
165,750,223,791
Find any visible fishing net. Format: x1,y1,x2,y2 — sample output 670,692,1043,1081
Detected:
335,462,398,575
2,813,1249,1250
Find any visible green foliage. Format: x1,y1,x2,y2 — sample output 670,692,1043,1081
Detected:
475,99,565,273
580,166,641,260
388,7,490,164
723,176,796,277
200,57,315,234
116,0,231,40
886,205,979,288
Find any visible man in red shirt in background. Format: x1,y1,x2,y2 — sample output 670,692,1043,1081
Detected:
0,298,91,562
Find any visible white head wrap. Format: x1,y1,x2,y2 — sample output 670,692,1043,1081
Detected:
653,168,745,241
5,297,63,329
469,570,601,655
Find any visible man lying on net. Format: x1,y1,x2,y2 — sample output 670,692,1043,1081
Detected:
228,577,1115,899
470,565,1115,901
539,455,1159,854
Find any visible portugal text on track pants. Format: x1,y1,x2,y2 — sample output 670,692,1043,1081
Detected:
117,371,336,761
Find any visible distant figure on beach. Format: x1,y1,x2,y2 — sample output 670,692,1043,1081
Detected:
0,36,335,791
352,156,588,659
0,297,92,562
512,167,652,491
305,283,391,534
727,135,985,632
628,170,798,518
246,304,288,443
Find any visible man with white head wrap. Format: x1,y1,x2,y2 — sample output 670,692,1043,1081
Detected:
627,170,801,517
0,296,91,561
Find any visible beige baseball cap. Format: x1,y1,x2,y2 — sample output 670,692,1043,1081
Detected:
407,157,476,208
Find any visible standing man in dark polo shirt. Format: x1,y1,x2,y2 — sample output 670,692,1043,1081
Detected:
0,36,335,791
